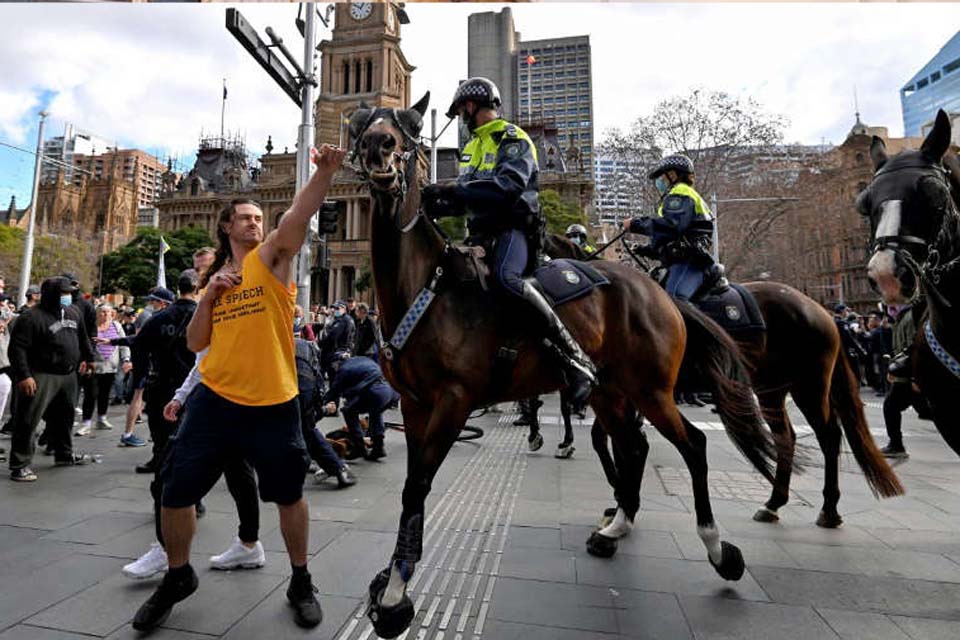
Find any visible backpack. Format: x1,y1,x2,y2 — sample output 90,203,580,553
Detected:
295,338,324,400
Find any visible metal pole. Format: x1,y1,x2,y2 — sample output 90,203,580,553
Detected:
294,2,317,311
430,108,438,184
710,192,719,263
17,111,47,309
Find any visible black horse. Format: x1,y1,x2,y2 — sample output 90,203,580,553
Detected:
862,109,960,453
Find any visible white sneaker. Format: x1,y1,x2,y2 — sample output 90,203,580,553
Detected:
209,538,266,570
74,423,91,437
122,543,168,579
314,469,330,484
96,417,114,430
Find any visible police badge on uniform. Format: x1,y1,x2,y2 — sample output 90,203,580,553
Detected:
725,305,741,321
503,142,522,159
562,270,581,285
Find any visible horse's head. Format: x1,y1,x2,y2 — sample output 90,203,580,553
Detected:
859,110,955,304
348,92,430,196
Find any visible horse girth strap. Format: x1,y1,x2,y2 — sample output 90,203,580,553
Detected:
383,267,443,359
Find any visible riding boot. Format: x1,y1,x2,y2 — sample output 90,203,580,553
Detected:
520,279,597,413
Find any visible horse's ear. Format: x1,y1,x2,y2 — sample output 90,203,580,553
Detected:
348,108,373,139
410,92,430,117
921,109,951,162
869,136,888,171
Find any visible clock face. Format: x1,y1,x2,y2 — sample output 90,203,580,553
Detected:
350,2,373,21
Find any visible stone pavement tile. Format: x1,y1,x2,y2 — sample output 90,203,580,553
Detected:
348,493,402,532
308,529,398,597
480,619,626,639
261,521,346,556
222,591,360,640
871,527,960,555
0,553,118,629
816,608,911,640
156,569,287,636
510,498,562,527
307,504,368,523
561,525,683,559
488,576,617,633
672,531,801,569
0,626,92,640
0,535,90,578
498,546,577,583
610,587,693,639
40,511,152,546
94,485,152,503
781,541,960,582
677,594,838,640
105,625,217,639
575,553,770,601
26,573,156,636
0,497,112,531
750,565,960,620
721,518,886,549
505,525,562,550
888,615,960,639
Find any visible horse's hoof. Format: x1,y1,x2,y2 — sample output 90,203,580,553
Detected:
598,507,619,528
367,568,414,639
709,541,745,581
752,507,780,523
555,443,575,459
528,433,544,452
586,531,618,558
816,510,843,529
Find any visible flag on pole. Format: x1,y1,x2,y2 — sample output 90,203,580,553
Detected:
223,80,228,100
526,54,536,65
157,235,170,288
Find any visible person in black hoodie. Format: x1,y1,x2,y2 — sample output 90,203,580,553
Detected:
8,277,95,481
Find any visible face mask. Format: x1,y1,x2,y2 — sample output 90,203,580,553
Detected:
59,295,72,308
654,176,669,195
293,317,305,333
459,106,479,133
334,309,344,318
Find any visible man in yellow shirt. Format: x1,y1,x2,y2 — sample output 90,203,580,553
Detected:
132,145,345,632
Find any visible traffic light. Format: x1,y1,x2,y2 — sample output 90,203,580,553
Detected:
318,200,344,234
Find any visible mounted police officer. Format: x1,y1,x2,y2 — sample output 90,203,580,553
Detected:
421,77,595,410
623,154,715,302
565,224,596,255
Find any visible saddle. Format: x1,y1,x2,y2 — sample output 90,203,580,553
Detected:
694,281,766,336
446,245,491,291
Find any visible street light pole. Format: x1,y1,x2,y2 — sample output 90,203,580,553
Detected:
17,110,47,309
430,108,438,184
294,3,318,311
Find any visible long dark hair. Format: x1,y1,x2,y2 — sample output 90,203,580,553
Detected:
199,198,261,290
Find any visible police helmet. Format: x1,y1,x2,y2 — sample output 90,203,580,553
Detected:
647,154,695,180
446,77,502,118
565,224,588,239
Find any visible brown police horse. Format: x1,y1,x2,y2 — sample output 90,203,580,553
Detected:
350,94,778,638
546,228,904,537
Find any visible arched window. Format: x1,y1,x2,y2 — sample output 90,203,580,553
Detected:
342,61,350,94
354,60,362,94
366,59,373,93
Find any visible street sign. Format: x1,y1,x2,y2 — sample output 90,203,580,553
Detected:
225,8,302,108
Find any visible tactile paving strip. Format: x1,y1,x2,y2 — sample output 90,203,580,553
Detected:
337,415,527,640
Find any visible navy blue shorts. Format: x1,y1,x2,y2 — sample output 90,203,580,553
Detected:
160,384,310,508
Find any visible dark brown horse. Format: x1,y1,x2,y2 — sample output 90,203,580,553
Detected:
349,95,778,638
546,231,904,536
862,110,960,455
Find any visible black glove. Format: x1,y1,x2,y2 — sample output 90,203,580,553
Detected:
635,244,660,259
422,184,462,219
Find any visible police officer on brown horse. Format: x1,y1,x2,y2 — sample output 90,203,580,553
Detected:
422,77,595,410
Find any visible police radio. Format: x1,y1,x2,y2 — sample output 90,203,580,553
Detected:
317,200,345,234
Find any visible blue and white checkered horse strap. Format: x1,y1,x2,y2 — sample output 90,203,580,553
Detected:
388,288,437,351
924,320,960,380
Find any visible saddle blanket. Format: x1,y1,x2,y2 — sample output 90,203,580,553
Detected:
695,283,765,335
533,258,610,306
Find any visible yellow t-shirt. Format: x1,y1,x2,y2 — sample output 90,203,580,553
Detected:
199,246,298,406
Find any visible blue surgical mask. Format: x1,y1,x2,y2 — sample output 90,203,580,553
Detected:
59,295,72,308
654,176,669,196
334,309,344,318
293,317,305,333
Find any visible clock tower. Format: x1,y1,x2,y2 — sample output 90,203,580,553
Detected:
315,1,414,148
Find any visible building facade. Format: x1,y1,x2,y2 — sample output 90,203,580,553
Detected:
71,149,166,208
901,29,960,137
467,8,519,122
41,123,113,184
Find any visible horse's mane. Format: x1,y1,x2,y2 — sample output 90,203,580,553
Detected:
544,233,590,261
935,153,960,262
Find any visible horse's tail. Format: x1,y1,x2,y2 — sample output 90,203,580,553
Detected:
677,302,777,483
830,346,904,498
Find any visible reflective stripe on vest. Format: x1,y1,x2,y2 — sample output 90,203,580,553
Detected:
459,119,537,178
657,183,712,218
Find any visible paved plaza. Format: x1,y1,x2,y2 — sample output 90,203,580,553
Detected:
1,393,959,639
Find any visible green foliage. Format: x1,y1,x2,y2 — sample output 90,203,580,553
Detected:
540,189,588,237
355,257,373,293
100,226,213,296
0,226,98,295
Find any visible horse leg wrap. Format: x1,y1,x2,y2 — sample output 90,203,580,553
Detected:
392,512,424,566
698,524,722,565
381,561,413,608
598,507,633,538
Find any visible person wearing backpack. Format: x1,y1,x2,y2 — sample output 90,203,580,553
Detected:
294,319,355,488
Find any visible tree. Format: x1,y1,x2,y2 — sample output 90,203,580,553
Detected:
99,226,213,296
540,189,588,237
0,226,99,296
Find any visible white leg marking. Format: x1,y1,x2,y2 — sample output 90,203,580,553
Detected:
598,507,633,538
381,563,408,607
698,524,722,565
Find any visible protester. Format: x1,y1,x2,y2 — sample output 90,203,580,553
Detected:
75,303,131,436
319,300,355,379
7,277,96,481
131,144,344,632
0,304,11,459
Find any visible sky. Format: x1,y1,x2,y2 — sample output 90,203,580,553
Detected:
1,2,958,209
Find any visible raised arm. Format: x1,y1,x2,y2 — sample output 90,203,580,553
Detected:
260,145,346,277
